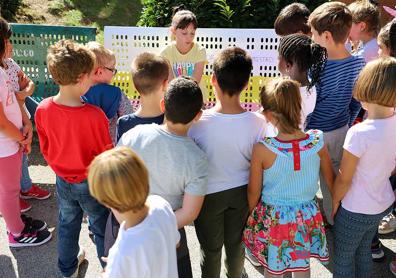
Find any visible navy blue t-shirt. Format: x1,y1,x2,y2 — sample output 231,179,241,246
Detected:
116,113,164,142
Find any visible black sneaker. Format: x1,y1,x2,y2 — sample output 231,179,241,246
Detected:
8,225,52,248
21,214,47,231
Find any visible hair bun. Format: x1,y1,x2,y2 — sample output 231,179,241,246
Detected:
172,4,187,16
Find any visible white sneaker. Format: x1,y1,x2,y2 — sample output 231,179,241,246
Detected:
378,212,396,234
64,249,86,278
245,249,261,267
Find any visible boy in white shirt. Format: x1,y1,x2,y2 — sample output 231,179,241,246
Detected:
88,147,180,278
188,47,267,277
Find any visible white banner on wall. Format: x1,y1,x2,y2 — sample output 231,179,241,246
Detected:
104,26,280,77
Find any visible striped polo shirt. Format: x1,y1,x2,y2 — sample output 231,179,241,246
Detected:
306,55,365,132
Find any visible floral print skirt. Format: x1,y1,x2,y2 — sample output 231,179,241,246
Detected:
242,199,329,275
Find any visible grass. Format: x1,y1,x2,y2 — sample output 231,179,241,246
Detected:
14,0,142,43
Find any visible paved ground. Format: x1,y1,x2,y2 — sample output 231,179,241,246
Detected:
1,135,396,278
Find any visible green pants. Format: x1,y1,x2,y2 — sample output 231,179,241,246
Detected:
195,185,248,278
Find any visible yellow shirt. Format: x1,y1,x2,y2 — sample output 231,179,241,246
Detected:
160,42,206,78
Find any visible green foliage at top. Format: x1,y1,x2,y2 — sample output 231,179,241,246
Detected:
0,0,23,21
138,0,329,28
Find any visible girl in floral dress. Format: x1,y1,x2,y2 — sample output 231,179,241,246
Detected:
242,78,334,277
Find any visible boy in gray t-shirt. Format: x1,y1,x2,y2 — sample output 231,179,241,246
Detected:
118,77,208,278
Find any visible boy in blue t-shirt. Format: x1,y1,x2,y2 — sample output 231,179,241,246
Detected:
115,52,169,141
308,2,365,226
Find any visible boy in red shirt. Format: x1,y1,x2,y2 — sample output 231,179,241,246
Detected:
35,40,113,278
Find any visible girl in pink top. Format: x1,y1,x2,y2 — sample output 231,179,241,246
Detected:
332,57,396,278
0,17,51,248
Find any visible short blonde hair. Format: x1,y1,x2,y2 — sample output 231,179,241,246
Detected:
86,41,115,67
349,0,379,35
354,57,396,107
260,77,302,133
47,39,95,85
88,147,149,213
308,2,352,44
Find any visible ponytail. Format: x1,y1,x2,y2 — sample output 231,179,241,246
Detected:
172,4,187,17
260,78,302,133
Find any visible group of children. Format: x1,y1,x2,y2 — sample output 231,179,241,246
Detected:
0,0,396,277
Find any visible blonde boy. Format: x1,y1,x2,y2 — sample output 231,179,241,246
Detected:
82,42,133,142
35,40,112,278
89,147,179,278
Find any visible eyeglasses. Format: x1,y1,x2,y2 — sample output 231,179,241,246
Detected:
104,66,118,75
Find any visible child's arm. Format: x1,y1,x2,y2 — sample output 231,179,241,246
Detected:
19,104,32,153
248,143,265,213
192,61,205,83
349,98,362,126
117,92,133,117
318,145,335,193
175,194,204,229
0,102,25,142
331,150,359,219
15,72,35,103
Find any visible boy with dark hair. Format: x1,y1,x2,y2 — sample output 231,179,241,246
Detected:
274,3,311,36
116,52,169,141
35,39,113,278
307,2,365,226
188,47,267,278
118,76,208,278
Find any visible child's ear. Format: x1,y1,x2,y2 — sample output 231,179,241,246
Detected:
210,74,217,86
359,22,367,32
94,66,102,76
162,79,169,91
193,110,203,122
160,98,165,113
170,26,176,35
323,31,333,44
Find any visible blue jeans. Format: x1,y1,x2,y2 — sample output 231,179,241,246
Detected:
56,176,109,277
333,205,392,278
20,153,32,192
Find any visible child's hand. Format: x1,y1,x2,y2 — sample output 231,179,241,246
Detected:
331,201,340,220
23,142,31,154
22,124,33,142
18,72,29,90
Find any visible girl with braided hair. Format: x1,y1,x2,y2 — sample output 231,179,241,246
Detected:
243,78,333,277
277,34,327,130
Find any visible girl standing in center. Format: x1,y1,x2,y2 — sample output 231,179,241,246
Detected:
160,6,207,97
243,78,334,277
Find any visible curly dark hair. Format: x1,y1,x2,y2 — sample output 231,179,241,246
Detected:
278,34,327,89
